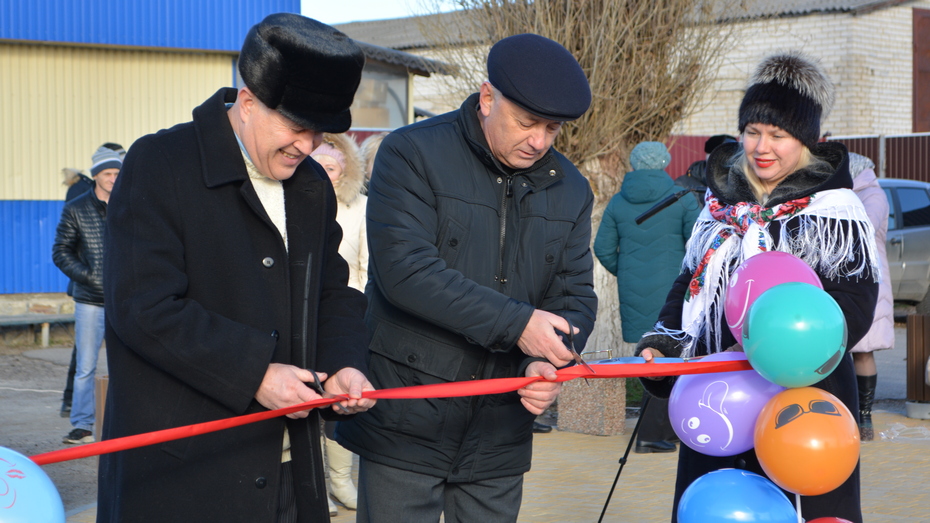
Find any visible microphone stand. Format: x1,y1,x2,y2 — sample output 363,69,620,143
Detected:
598,394,651,523
598,185,699,520
634,190,696,225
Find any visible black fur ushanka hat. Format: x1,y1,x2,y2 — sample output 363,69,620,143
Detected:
738,51,835,148
238,13,365,133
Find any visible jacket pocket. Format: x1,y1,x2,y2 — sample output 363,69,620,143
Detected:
365,321,468,443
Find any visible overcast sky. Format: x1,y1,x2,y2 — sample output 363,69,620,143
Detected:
302,0,457,25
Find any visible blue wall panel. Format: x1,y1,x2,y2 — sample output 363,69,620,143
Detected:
0,201,69,294
1,0,300,51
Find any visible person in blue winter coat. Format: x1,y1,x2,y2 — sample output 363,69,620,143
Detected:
594,141,701,453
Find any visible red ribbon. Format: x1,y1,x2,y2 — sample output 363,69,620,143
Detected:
30,359,750,466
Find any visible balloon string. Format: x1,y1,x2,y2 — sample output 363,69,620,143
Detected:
795,493,802,523
29,359,751,466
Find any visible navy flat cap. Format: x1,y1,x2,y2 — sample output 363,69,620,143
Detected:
487,33,591,122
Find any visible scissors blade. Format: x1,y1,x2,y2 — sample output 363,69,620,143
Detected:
565,318,596,375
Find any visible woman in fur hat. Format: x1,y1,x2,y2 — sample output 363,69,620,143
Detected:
637,51,878,522
311,133,368,515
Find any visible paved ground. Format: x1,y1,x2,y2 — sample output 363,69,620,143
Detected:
1,323,928,522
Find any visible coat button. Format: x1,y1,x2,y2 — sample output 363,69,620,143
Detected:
271,330,279,340
452,467,459,475
262,257,275,268
407,354,417,363
549,170,556,176
449,238,458,247
545,254,555,263
255,477,267,488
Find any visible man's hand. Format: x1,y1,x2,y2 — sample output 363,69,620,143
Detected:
640,348,666,381
324,367,377,415
516,310,576,368
518,361,561,415
255,363,330,419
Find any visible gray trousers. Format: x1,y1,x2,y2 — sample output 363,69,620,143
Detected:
357,457,523,523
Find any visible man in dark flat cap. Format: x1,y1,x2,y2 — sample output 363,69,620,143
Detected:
99,13,374,523
337,33,597,522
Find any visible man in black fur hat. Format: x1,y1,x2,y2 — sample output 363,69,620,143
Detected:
99,13,374,522
336,33,597,522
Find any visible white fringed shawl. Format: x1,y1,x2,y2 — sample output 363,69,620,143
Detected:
654,188,879,358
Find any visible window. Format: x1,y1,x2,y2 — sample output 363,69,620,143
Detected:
899,187,930,227
884,188,897,230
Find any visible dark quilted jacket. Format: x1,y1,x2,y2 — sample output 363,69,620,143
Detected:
52,188,106,305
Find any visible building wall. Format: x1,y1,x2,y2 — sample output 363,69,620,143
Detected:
0,43,234,201
674,2,930,137
0,43,234,293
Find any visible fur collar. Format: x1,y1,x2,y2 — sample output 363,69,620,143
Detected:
705,141,851,207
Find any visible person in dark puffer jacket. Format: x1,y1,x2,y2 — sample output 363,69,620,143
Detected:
336,34,597,523
52,146,121,445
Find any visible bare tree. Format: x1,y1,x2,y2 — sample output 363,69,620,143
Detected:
417,0,745,361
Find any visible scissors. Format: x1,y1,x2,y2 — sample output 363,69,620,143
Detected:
564,318,596,376
306,370,337,400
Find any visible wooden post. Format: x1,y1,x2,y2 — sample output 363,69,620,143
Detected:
906,314,930,402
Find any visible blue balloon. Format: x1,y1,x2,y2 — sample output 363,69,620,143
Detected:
678,469,797,523
0,446,65,523
742,282,847,388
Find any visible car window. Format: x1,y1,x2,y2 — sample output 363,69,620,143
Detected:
899,187,930,228
883,188,896,230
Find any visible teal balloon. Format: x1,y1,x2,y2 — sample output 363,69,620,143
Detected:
742,282,847,388
0,446,65,523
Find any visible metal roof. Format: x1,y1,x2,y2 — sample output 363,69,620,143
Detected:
0,0,299,52
334,1,913,50
355,41,455,76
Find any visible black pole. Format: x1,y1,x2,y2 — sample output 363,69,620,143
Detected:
598,394,651,523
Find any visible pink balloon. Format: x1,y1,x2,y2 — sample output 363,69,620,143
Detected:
724,251,822,341
669,352,785,457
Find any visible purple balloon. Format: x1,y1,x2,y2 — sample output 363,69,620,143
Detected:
669,352,785,457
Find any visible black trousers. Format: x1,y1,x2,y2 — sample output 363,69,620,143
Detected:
636,395,676,442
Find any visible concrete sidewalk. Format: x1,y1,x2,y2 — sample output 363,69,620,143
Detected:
66,407,930,522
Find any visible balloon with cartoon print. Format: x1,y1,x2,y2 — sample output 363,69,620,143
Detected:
0,446,65,523
724,251,823,342
742,282,847,388
754,387,860,496
669,351,785,456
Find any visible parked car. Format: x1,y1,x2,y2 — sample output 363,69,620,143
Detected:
878,178,930,307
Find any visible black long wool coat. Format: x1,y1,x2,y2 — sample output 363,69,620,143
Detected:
98,88,368,523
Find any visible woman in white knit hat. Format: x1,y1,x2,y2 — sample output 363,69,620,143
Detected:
636,51,879,523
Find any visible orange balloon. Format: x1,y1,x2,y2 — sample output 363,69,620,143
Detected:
754,387,860,496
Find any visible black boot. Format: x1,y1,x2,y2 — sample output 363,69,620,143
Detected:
857,374,877,441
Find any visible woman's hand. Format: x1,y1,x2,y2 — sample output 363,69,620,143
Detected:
641,348,666,381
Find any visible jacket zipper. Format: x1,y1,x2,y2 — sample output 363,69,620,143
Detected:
496,175,513,287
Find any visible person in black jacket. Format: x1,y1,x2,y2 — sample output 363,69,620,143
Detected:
57,142,125,419
52,146,122,444
638,51,878,523
98,15,375,523
336,34,597,523
674,134,737,206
